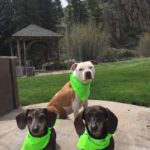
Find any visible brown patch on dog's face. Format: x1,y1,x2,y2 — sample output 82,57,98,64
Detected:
27,109,47,137
84,106,106,138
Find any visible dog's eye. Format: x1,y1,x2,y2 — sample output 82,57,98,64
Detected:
88,66,93,69
86,117,92,122
86,112,92,119
39,115,46,121
79,68,84,71
27,116,32,122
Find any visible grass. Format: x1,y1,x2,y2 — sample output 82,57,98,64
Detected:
18,57,150,107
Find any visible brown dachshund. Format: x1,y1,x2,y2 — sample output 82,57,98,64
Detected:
16,108,57,150
74,105,118,150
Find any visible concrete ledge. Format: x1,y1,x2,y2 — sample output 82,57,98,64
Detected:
0,100,150,150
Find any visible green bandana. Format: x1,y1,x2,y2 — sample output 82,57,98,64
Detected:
77,129,113,150
21,128,51,150
70,74,91,101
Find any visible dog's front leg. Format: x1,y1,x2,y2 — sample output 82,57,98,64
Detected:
72,96,80,119
46,128,56,150
105,138,114,150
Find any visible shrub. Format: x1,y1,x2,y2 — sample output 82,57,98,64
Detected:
137,33,150,57
102,48,137,62
67,23,110,61
42,61,67,71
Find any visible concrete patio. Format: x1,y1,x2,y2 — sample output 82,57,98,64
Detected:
0,100,150,150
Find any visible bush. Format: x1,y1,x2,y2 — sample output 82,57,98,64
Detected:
137,33,150,57
102,48,137,62
42,61,67,71
67,23,110,61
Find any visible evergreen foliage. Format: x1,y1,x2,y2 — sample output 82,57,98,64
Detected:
65,0,150,48
0,0,63,55
0,0,149,60
0,0,13,55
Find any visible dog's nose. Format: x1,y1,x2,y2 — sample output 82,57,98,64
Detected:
32,126,39,133
91,123,97,132
85,71,92,80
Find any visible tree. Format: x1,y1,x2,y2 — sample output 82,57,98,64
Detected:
12,0,63,31
0,0,64,56
87,0,104,25
0,0,13,55
66,0,88,24
64,0,150,49
53,0,64,24
68,23,109,61
104,0,150,48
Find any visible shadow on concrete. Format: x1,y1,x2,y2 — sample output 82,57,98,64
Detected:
56,144,61,150
0,107,23,121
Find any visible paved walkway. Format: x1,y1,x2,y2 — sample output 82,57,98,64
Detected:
0,100,150,150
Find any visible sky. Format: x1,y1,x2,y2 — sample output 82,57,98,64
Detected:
60,0,68,8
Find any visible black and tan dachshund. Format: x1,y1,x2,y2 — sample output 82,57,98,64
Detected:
74,105,118,150
16,108,57,150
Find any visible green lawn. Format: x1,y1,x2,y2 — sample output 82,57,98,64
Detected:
18,57,150,107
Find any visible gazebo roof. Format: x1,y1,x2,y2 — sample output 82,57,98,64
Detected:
12,24,63,38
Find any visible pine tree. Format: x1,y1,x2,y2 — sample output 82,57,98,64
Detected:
38,0,56,29
0,0,13,55
53,0,64,24
65,0,73,25
13,0,63,30
66,0,88,24
104,0,150,48
87,0,104,25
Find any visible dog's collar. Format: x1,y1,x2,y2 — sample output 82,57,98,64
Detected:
70,73,91,101
21,128,51,150
77,129,113,150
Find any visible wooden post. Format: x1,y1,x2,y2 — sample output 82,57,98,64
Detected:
48,40,50,61
17,40,21,66
56,39,60,63
23,40,27,66
10,42,13,56
48,48,50,61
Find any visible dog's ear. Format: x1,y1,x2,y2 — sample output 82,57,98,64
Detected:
70,63,78,70
45,109,57,127
16,110,28,130
105,108,118,134
74,110,86,136
90,60,97,65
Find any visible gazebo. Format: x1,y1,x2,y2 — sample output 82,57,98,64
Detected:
10,24,63,76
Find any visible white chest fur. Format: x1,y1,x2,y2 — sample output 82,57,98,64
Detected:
63,94,88,118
